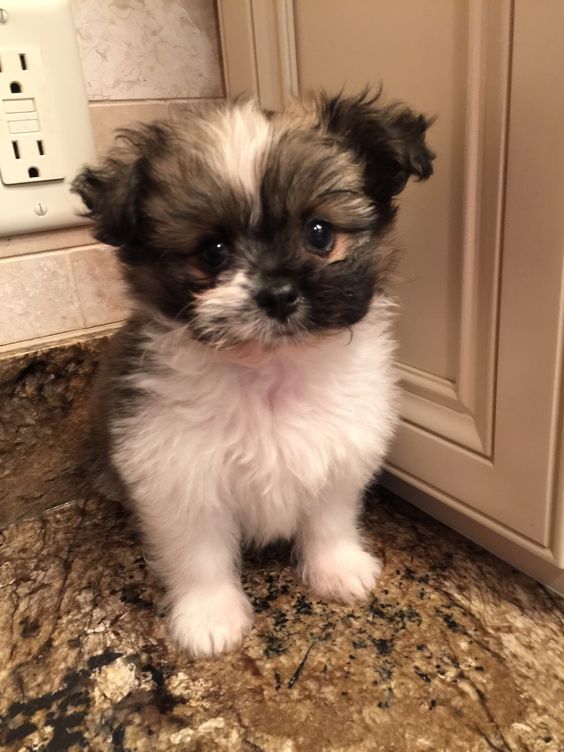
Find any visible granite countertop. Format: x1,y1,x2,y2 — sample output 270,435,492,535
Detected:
1,489,562,751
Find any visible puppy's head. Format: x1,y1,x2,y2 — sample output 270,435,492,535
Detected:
73,91,434,350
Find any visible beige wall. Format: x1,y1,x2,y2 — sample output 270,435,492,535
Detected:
0,0,223,353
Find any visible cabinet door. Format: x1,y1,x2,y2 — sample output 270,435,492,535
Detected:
218,0,564,587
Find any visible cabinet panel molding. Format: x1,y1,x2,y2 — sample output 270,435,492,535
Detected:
218,0,564,586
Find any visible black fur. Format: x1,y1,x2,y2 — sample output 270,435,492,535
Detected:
73,124,174,253
319,90,435,219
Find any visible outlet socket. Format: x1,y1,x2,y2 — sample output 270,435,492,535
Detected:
0,0,96,236
0,46,65,184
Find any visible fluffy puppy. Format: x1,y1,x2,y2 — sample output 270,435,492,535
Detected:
72,91,434,657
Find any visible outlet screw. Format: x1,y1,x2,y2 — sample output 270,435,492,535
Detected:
0,9,9,23
34,202,48,217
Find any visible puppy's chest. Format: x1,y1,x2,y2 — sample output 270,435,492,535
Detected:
114,335,395,533
166,354,382,478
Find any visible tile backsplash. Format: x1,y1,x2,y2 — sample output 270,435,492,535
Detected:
72,0,223,101
0,252,85,345
0,0,223,353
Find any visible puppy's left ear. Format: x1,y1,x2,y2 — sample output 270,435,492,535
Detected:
319,91,435,204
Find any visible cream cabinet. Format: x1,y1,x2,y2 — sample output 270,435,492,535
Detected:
218,0,564,593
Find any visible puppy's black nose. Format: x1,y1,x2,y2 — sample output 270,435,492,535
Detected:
255,280,299,320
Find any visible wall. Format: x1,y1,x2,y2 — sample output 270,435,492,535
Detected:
0,0,224,354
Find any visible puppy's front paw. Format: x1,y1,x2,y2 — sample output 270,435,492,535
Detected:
169,583,253,657
301,544,381,603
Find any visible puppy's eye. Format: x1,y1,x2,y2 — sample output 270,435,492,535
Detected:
198,238,229,272
304,218,335,254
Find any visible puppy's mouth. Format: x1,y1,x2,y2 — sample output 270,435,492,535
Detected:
191,305,311,352
265,313,304,337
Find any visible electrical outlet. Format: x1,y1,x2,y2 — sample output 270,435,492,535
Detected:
0,46,65,184
0,0,96,236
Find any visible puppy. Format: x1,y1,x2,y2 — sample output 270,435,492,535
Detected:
73,91,434,657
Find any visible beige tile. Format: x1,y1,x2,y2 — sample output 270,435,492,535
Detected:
69,245,130,328
72,0,224,101
89,100,170,155
89,98,225,156
0,252,85,346
167,97,224,122
0,226,96,260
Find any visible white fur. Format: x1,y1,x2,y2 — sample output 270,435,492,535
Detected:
204,101,272,199
112,301,398,656
170,583,253,657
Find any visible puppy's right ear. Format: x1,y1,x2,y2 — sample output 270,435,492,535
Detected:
72,123,171,248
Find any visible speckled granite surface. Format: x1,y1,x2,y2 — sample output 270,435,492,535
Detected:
1,490,562,752
0,336,108,526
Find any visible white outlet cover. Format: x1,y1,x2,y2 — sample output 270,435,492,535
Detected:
0,0,96,236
